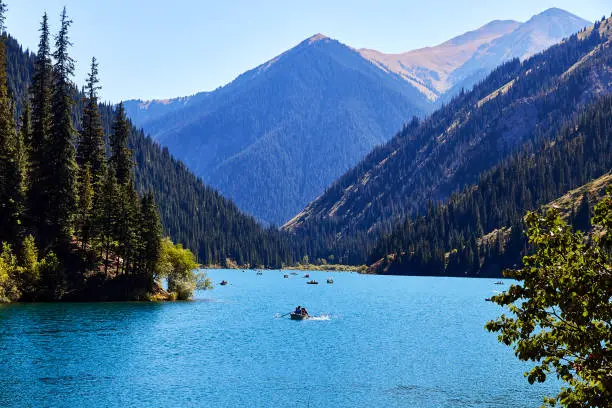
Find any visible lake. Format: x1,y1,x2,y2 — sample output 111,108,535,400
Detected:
0,269,558,407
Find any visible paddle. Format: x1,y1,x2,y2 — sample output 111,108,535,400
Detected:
279,311,293,318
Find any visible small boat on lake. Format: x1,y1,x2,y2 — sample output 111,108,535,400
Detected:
327,279,333,284
290,272,298,275
494,281,504,285
306,280,318,285
290,312,309,320
283,274,289,278
256,271,263,275
303,274,310,278
220,280,228,286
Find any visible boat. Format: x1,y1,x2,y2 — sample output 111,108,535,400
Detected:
306,280,318,285
283,274,289,278
303,274,310,278
327,278,334,284
290,312,309,320
219,280,228,286
494,281,504,285
290,272,298,275
256,271,263,275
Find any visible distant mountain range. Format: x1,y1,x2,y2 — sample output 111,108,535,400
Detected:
124,8,590,225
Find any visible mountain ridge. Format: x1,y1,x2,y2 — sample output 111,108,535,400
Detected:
284,16,612,266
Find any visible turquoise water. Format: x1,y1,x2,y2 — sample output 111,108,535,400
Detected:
0,270,558,407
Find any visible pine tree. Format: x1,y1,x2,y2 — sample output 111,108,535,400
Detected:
48,7,78,245
28,12,53,245
110,102,132,185
0,1,23,244
78,57,105,183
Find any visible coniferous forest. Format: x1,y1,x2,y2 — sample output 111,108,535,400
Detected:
0,5,211,302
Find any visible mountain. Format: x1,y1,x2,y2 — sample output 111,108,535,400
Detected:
125,35,429,225
285,17,612,266
124,8,589,226
4,33,302,268
359,8,591,101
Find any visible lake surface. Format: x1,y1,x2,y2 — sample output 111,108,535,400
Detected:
0,270,558,407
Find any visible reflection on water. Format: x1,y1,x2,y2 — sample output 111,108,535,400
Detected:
0,270,558,408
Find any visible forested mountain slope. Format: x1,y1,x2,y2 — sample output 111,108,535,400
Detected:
369,95,612,277
125,35,428,225
285,17,612,264
5,33,301,268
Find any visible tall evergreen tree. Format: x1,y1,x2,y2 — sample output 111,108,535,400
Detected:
110,102,132,185
48,7,78,245
16,100,30,209
138,192,161,288
28,12,53,244
75,164,93,252
99,167,118,275
0,1,23,243
78,57,105,182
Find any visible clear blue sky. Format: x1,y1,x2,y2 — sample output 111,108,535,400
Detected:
5,0,607,102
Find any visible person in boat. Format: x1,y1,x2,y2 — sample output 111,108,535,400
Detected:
301,307,308,316
294,305,301,314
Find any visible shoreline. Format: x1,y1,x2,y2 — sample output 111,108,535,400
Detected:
199,264,367,272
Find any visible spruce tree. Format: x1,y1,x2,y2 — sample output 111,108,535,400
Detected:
48,7,78,245
115,181,140,275
78,57,105,183
28,12,53,245
0,1,23,244
16,100,30,214
99,167,118,275
138,192,161,287
75,165,93,252
110,102,132,185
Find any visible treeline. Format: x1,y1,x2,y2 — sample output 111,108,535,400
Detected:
0,6,176,301
371,95,612,276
